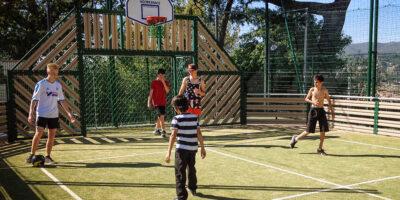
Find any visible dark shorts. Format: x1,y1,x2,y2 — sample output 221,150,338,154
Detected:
154,106,166,116
306,108,329,133
36,117,60,129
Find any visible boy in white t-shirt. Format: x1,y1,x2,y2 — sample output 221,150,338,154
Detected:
26,63,76,164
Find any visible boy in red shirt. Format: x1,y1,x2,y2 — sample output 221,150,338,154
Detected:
148,69,170,137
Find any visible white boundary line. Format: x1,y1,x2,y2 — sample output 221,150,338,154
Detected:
208,148,391,200
37,151,167,200
335,139,400,151
274,175,400,200
63,151,166,163
41,168,83,200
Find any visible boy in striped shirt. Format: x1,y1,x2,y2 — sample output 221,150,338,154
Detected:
165,95,206,200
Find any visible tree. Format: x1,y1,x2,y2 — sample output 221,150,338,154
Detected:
0,1,89,59
266,0,351,54
193,0,351,54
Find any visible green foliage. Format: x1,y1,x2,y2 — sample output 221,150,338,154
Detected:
0,1,82,59
83,56,189,128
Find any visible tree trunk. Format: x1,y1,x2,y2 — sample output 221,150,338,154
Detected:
267,0,351,54
218,0,234,46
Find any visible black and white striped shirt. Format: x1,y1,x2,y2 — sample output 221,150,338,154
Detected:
171,113,199,151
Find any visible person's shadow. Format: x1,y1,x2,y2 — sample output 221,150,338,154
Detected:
195,193,248,200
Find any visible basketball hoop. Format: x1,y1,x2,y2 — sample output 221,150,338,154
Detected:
147,16,167,39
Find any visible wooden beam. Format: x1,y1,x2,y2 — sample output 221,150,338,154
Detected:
93,14,101,48
178,20,184,51
134,23,140,50
186,20,192,51
103,14,110,49
163,24,170,50
33,28,76,70
125,18,132,49
56,42,77,66
172,20,177,50
62,57,78,70
111,15,118,49
23,15,76,70
83,13,91,48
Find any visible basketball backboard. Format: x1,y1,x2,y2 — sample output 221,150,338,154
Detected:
126,0,174,26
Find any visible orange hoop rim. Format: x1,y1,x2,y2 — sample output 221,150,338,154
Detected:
146,16,167,25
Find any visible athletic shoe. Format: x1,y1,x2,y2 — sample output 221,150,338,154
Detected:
161,130,167,138
317,148,327,156
26,154,34,164
290,135,297,148
45,156,56,164
188,188,197,196
153,129,161,135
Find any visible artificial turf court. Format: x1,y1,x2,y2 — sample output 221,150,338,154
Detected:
1,125,399,200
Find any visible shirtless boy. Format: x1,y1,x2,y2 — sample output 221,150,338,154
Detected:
290,75,334,156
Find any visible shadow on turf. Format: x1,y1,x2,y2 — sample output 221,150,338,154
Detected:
31,127,300,147
53,162,169,168
0,158,42,200
219,144,292,149
195,192,247,200
280,135,340,141
301,153,400,158
23,181,380,194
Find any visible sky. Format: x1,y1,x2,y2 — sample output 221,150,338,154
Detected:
240,0,400,44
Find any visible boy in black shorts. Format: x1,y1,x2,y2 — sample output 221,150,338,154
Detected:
148,69,170,137
290,75,334,155
27,63,76,164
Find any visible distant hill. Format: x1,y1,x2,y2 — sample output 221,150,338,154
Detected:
344,42,400,55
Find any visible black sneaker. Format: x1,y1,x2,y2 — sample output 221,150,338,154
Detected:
188,188,197,196
290,135,297,148
317,148,327,156
153,129,161,135
161,130,167,138
45,156,56,164
26,154,34,164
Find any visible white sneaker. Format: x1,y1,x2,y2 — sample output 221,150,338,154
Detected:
45,156,56,165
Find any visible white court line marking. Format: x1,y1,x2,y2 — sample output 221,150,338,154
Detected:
335,139,400,151
70,138,82,144
64,151,166,163
116,138,129,142
274,175,400,200
84,137,100,144
41,168,82,200
56,140,65,144
100,138,115,143
208,148,391,200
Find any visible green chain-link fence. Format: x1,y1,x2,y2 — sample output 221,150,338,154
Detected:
83,56,192,129
244,1,400,97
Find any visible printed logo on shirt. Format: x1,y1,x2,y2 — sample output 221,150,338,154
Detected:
46,88,58,97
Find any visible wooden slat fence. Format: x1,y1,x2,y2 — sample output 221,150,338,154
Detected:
83,13,193,51
246,94,400,136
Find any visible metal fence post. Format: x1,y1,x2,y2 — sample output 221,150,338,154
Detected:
6,70,17,142
371,0,379,97
240,71,247,125
75,2,87,137
367,0,374,96
373,97,379,134
192,17,198,65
